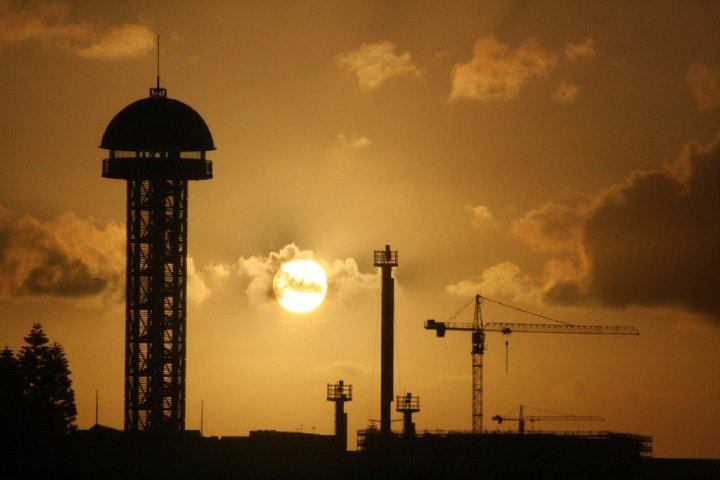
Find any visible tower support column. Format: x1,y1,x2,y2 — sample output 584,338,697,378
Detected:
125,178,187,431
374,245,398,435
327,380,352,453
396,393,420,438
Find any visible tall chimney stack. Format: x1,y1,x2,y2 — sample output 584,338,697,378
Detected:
374,245,398,435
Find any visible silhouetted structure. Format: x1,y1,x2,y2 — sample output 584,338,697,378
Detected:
425,294,638,432
11,425,716,479
101,78,214,431
396,393,419,438
491,404,604,434
373,245,398,435
357,428,653,478
327,380,352,452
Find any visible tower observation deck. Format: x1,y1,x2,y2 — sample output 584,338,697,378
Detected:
101,84,214,431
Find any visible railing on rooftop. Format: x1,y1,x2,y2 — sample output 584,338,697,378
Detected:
110,150,206,159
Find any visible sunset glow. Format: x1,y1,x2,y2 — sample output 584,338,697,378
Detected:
0,1,718,463
273,259,328,313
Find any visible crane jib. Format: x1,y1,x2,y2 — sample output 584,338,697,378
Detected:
424,320,639,336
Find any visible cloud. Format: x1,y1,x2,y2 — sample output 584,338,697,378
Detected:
571,132,720,318
186,261,231,305
0,2,154,59
564,38,596,61
336,41,423,90
445,258,588,307
238,243,378,306
238,244,311,304
0,205,232,308
187,258,212,304
332,134,372,159
686,62,720,111
450,35,557,101
551,81,580,103
465,205,498,230
0,206,123,299
452,131,720,320
511,202,583,254
445,262,541,304
75,23,155,60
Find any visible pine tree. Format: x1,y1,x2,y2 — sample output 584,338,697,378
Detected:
18,323,50,431
45,342,77,432
0,346,23,431
17,323,77,433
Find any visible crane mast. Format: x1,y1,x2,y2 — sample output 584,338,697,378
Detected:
425,294,639,433
471,297,484,433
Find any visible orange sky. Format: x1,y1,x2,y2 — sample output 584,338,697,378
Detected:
0,1,718,458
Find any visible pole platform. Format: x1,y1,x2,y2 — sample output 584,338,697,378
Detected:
396,393,420,413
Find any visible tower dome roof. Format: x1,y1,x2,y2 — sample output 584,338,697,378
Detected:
100,95,215,151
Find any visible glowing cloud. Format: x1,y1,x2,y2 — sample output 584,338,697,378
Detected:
237,243,378,306
450,35,557,101
0,206,123,299
552,81,580,103
0,2,154,59
336,41,423,90
565,38,596,61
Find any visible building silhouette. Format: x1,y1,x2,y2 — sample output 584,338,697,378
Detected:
101,80,214,430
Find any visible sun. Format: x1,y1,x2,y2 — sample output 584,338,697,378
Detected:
273,259,328,314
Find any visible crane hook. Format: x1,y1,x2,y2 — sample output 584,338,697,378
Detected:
504,334,510,374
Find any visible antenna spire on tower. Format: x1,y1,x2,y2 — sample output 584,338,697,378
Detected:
150,34,166,98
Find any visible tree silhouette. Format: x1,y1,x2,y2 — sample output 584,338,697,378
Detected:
18,323,50,431
0,346,24,431
1,323,78,433
44,342,77,432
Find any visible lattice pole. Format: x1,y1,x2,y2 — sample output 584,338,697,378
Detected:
125,178,187,430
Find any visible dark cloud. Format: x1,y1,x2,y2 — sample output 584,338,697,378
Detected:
511,202,582,254
0,206,123,299
22,252,107,296
545,132,720,319
543,279,585,306
687,63,720,111
466,132,720,321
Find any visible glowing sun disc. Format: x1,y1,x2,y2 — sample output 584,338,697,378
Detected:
273,259,328,313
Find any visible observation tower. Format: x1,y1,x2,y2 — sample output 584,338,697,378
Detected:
100,79,214,431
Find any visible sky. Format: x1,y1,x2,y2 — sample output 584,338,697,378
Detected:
0,0,718,458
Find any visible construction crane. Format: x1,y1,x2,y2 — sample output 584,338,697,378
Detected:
491,404,604,434
424,294,639,433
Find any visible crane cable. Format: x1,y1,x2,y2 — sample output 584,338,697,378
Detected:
523,405,581,417
479,295,574,326
448,296,475,322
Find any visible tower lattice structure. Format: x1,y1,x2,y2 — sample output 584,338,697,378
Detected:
101,84,214,431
